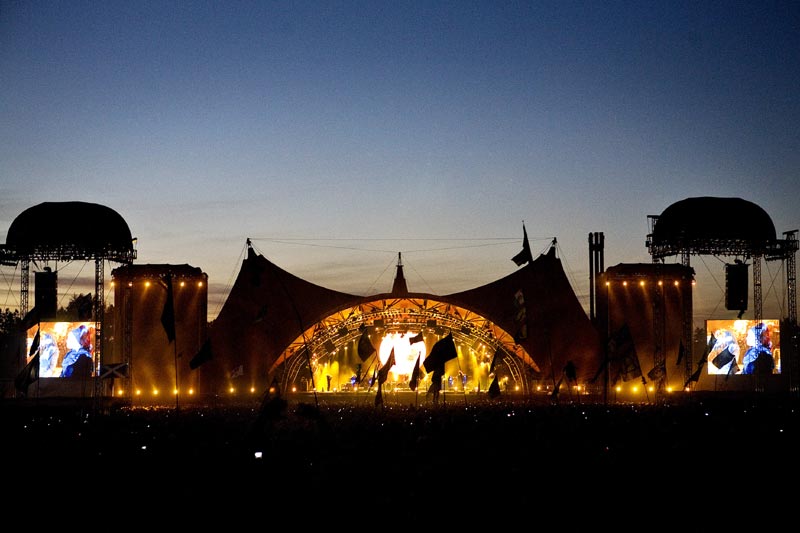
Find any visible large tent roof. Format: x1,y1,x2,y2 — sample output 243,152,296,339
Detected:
199,242,603,393
444,245,603,383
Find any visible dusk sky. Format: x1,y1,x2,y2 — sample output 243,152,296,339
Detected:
1,1,798,324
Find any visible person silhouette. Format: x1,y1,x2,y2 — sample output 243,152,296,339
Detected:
707,329,740,375
741,323,773,376
38,333,60,377
60,324,93,378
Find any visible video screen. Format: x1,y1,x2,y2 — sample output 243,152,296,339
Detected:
26,321,96,378
705,319,780,376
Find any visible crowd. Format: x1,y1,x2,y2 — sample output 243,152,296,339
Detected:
3,391,798,521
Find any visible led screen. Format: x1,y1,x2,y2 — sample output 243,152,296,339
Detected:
25,321,96,378
705,319,780,375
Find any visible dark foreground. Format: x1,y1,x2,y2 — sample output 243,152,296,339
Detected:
3,391,798,523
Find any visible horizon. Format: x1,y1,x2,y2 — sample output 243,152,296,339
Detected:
0,206,795,330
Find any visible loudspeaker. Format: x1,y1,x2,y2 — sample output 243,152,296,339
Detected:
35,269,58,319
725,263,748,311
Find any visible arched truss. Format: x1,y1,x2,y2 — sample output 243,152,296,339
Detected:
272,296,538,391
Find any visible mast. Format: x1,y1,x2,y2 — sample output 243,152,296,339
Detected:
391,252,409,295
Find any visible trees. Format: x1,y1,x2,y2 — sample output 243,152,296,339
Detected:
0,308,21,335
57,293,95,321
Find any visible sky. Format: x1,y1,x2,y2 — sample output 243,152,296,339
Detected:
1,0,798,325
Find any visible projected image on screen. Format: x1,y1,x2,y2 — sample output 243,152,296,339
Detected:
706,319,780,376
26,322,96,378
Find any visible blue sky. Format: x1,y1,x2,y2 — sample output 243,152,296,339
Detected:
1,0,798,323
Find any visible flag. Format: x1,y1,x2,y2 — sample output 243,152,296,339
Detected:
511,223,533,266
15,351,40,395
423,333,457,374
161,273,176,343
608,324,642,383
99,362,129,379
647,362,666,382
357,328,375,362
676,341,686,366
374,384,383,406
230,364,244,379
684,357,705,388
489,352,497,374
550,375,564,398
378,348,395,385
190,338,213,369
428,372,443,395
564,360,577,382
409,332,424,345
684,364,703,388
589,353,609,384
488,375,501,399
409,354,421,391
28,327,40,358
